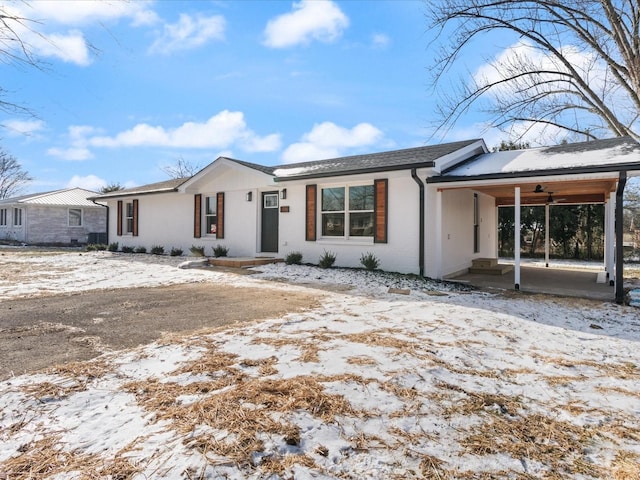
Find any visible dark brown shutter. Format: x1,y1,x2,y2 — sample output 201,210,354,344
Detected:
374,179,388,243
116,200,123,236
194,194,202,238
132,199,139,237
216,192,225,239
305,184,317,241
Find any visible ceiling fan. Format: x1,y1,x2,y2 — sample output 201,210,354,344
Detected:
532,184,564,204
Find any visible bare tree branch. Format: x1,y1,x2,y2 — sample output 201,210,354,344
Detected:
0,149,32,199
427,0,640,143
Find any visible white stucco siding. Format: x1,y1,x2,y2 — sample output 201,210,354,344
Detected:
278,172,422,274
434,189,497,278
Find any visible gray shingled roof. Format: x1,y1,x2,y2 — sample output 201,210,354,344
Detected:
222,157,275,175
273,140,482,180
91,178,189,199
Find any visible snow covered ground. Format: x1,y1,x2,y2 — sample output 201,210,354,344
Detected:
1,250,639,479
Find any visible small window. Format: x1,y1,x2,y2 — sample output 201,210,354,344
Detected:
264,193,279,208
0,208,7,226
205,196,217,235
69,208,83,227
13,208,22,227
126,202,134,233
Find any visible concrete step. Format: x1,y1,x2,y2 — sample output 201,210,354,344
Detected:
472,258,498,268
469,264,514,275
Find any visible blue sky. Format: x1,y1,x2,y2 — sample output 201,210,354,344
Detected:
1,0,506,194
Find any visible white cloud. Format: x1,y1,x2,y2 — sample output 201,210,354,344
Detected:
371,33,390,49
3,1,158,66
263,0,349,48
87,110,281,152
47,147,94,161
149,13,226,55
2,119,45,136
66,174,106,191
282,121,384,163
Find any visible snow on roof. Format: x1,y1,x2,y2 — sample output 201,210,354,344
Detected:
441,136,640,179
0,188,101,207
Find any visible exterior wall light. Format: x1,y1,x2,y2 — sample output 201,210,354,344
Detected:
280,188,287,200
246,191,252,202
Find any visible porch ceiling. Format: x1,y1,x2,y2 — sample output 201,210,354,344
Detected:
440,178,618,206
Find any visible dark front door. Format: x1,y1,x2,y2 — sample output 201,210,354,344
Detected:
261,192,279,253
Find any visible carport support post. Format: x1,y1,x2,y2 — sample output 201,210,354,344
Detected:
545,203,550,267
515,187,521,290
606,192,615,285
615,171,627,304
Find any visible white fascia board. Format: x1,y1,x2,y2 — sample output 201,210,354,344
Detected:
431,139,489,174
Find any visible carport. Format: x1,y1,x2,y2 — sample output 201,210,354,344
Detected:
428,137,640,303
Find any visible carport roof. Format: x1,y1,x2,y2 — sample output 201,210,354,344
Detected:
431,136,640,182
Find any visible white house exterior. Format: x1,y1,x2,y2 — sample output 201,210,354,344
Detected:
93,136,640,303
0,188,106,245
94,140,489,276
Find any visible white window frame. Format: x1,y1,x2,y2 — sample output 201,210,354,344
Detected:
320,183,374,240
13,208,23,227
205,195,217,236
0,208,7,227
68,208,83,227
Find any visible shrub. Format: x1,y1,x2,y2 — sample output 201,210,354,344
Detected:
170,247,184,257
107,242,119,252
134,246,147,254
95,244,107,251
285,251,303,265
318,250,336,269
190,245,205,257
121,245,134,253
360,252,380,271
85,244,97,251
150,245,165,255
212,244,229,257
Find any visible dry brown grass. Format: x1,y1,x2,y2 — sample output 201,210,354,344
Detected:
611,451,640,479
0,435,140,480
21,380,87,401
45,358,112,380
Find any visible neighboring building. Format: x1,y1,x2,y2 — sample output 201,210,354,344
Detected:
0,188,107,245
92,137,640,298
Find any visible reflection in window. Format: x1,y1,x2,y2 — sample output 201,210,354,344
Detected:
321,185,374,238
205,196,217,235
69,208,82,226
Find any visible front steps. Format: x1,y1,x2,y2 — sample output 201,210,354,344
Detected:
469,258,514,275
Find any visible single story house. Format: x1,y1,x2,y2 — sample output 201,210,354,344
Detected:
93,137,640,302
0,187,107,245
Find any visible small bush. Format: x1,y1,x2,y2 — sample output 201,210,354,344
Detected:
190,245,205,257
85,244,97,251
150,245,165,255
134,246,147,254
318,250,336,269
285,251,303,265
121,245,134,253
170,247,183,257
96,244,107,251
212,244,229,257
107,242,119,252
360,252,380,271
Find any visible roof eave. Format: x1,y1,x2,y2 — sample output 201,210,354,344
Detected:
275,161,436,182
427,162,640,184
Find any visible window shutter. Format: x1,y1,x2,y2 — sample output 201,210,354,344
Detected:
132,199,139,237
305,184,317,241
216,192,225,239
117,200,123,236
194,194,202,238
374,179,388,243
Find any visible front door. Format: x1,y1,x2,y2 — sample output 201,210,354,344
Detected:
261,192,279,253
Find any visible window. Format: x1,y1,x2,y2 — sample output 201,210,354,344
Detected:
205,196,217,235
321,185,374,238
126,202,134,234
13,208,22,227
0,208,7,226
69,208,83,226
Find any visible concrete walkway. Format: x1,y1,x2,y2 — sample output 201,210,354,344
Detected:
449,264,615,301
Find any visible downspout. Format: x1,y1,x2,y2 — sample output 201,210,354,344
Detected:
411,168,425,277
615,171,627,304
92,200,109,243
